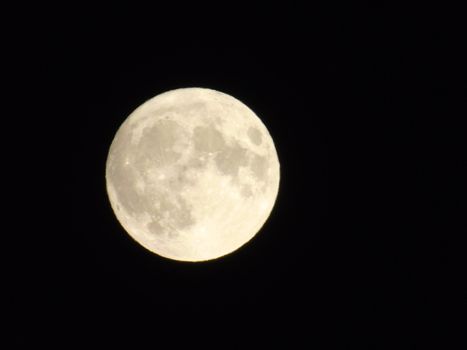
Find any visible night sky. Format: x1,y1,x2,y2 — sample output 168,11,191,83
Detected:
10,3,465,348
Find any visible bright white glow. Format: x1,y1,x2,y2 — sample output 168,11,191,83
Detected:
105,87,280,262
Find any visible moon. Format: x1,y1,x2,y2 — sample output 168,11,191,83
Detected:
105,87,280,262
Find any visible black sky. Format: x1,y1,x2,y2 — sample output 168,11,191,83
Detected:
9,3,465,348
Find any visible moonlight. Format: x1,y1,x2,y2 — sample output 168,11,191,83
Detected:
105,88,280,262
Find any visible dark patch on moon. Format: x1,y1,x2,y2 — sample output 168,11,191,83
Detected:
214,143,249,177
108,168,146,216
146,194,195,239
134,119,183,167
169,195,195,229
250,154,269,181
241,184,253,197
247,127,262,145
193,125,226,153
165,163,197,192
110,121,189,217
186,155,207,169
147,220,165,236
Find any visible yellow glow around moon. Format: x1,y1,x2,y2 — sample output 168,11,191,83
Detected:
105,87,280,262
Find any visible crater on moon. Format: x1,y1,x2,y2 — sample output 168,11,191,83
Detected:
106,87,280,262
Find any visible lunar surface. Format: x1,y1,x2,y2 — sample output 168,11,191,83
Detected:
105,87,280,261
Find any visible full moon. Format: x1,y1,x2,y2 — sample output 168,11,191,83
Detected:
105,87,280,262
